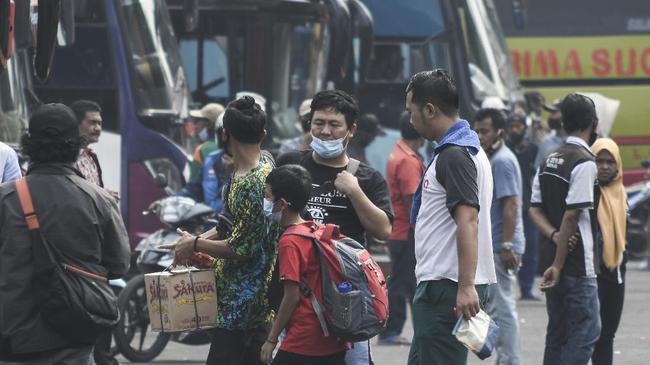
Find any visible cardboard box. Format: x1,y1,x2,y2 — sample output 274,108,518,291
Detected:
144,268,218,332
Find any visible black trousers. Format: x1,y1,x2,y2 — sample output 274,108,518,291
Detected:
591,276,625,365
381,230,416,339
272,350,346,365
206,326,268,365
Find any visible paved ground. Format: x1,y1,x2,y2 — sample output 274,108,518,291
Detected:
118,264,650,364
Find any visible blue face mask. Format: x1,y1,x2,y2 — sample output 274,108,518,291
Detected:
263,199,282,223
310,133,349,159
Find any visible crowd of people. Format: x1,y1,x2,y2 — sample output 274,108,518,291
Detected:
0,68,630,365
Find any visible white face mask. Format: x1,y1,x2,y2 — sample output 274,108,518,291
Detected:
310,132,349,159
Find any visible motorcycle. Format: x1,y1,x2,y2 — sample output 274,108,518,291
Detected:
113,195,216,362
626,160,650,261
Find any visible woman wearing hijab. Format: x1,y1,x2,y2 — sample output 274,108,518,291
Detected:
591,138,627,365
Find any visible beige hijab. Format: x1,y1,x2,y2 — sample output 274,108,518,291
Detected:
591,138,627,270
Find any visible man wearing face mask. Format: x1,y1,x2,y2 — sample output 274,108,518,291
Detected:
188,103,225,182
277,89,394,365
529,93,601,365
473,108,525,365
506,113,541,301
535,100,566,169
161,96,280,365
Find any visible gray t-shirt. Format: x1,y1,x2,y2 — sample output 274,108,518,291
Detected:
490,145,525,255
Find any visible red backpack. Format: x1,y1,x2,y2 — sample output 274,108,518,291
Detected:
283,223,389,342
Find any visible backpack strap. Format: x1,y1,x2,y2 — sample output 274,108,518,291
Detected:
15,178,40,230
346,158,360,176
300,281,330,337
321,224,338,242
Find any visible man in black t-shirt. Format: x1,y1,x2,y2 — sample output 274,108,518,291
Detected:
277,89,393,365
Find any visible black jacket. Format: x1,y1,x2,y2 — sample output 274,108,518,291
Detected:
0,163,130,357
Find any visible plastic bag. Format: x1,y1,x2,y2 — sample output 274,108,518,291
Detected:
452,309,499,359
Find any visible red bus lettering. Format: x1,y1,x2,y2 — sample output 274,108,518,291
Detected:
563,50,583,77
592,48,611,76
615,48,636,76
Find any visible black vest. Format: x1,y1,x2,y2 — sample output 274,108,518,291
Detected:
536,143,600,277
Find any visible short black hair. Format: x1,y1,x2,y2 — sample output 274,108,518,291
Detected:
69,100,102,124
474,108,506,131
223,96,266,144
266,165,312,213
399,111,421,140
506,112,527,128
309,89,359,129
560,93,597,134
406,69,459,116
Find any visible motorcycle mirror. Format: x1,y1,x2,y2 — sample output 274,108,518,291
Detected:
154,173,169,189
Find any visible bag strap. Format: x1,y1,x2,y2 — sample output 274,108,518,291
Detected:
346,158,360,176
15,178,40,230
15,178,108,282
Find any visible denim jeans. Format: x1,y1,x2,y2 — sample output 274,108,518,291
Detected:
380,237,417,339
544,275,601,365
488,255,522,365
518,215,539,296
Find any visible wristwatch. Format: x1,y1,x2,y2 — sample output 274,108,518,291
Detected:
502,241,514,251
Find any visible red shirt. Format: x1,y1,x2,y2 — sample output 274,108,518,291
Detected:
386,140,425,240
278,222,348,356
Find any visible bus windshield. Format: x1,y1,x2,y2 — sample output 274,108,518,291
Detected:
176,9,328,141
116,0,187,115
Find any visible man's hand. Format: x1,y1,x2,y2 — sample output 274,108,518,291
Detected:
260,341,276,364
500,249,519,271
540,265,561,291
456,284,480,319
106,189,120,202
334,170,361,196
567,233,580,251
158,229,195,265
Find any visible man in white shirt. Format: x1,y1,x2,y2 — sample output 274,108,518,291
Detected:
0,142,21,183
405,70,496,365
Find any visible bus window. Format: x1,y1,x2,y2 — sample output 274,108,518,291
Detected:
116,0,186,114
32,14,120,134
180,36,230,101
270,20,327,140
0,63,24,145
457,3,494,100
366,42,450,84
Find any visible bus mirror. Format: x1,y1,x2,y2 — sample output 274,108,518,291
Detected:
58,0,75,46
154,173,169,189
34,0,62,82
183,0,199,32
323,0,351,85
347,0,374,87
13,0,29,49
0,0,15,73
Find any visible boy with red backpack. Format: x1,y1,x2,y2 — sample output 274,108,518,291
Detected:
260,164,348,364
